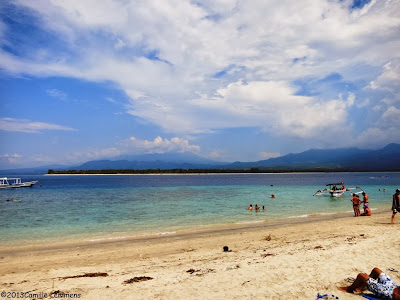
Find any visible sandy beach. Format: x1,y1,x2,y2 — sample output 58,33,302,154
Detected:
1,210,399,300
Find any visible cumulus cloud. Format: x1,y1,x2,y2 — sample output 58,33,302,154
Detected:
63,136,201,164
259,152,281,160
369,60,400,93
0,118,76,133
190,80,351,137
125,136,200,154
1,0,399,146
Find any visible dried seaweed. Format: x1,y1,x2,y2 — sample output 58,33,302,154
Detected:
61,272,108,280
123,276,153,284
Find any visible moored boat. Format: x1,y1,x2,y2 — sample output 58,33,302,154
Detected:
313,181,363,197
0,177,38,189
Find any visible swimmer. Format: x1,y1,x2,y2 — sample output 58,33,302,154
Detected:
248,204,253,210
271,194,275,198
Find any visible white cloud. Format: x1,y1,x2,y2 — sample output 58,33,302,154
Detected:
259,152,281,160
0,153,23,165
190,80,350,137
381,106,400,128
1,0,400,144
0,118,76,133
355,127,400,148
125,136,200,154
63,136,201,164
369,60,400,92
46,89,68,101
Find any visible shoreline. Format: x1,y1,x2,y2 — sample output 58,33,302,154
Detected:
44,171,400,176
0,209,388,253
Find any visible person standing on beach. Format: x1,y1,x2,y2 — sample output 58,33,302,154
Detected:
351,193,361,217
362,191,369,215
391,189,400,224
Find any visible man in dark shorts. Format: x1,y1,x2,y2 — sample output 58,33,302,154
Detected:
351,193,361,217
391,189,400,224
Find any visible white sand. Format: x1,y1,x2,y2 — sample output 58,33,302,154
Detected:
1,210,399,299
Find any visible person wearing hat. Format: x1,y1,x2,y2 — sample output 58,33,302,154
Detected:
391,189,400,224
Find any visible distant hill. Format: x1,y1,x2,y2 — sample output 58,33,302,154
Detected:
1,143,399,174
71,152,225,170
222,143,400,171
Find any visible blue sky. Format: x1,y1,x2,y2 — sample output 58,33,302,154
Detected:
0,0,399,169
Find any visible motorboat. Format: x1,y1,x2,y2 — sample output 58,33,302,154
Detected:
313,181,362,197
0,177,38,189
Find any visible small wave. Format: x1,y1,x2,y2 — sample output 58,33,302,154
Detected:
235,220,265,225
88,236,128,242
289,214,309,219
289,212,334,219
157,231,176,235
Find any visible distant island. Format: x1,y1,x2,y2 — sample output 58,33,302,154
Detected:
47,167,396,175
47,168,294,175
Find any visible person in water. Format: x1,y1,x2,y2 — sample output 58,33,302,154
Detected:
255,204,260,210
350,193,361,217
340,267,400,300
248,204,253,210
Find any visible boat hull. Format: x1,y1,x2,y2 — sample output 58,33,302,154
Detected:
0,179,38,189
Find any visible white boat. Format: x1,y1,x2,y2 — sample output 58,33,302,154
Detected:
0,177,38,189
313,181,362,197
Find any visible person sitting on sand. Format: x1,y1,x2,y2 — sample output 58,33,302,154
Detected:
351,193,361,217
248,204,253,210
391,189,400,224
340,267,400,300
361,207,371,216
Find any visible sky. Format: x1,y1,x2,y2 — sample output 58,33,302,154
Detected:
0,0,400,169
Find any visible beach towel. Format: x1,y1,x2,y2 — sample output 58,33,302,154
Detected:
363,294,381,300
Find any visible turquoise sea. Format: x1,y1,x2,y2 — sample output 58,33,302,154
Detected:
0,172,399,247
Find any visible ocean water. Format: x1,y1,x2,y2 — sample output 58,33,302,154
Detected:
0,172,398,247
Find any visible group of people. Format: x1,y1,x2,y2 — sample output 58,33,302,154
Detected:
247,204,265,211
350,190,371,217
340,191,400,299
349,188,400,224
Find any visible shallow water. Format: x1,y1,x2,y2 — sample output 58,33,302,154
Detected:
0,172,398,246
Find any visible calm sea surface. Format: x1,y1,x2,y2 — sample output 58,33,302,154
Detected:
0,172,399,247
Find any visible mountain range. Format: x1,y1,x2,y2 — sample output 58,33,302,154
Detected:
1,143,399,175
223,143,400,171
